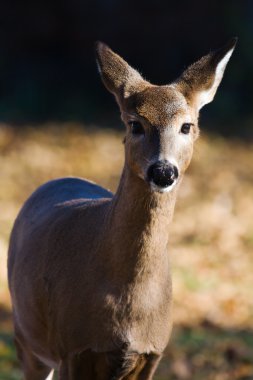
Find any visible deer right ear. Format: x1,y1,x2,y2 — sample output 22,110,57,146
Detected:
175,38,237,111
95,42,146,102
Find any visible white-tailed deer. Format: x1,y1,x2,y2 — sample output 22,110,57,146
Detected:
8,39,236,380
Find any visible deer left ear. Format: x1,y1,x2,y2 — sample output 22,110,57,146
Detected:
175,38,237,110
95,41,147,102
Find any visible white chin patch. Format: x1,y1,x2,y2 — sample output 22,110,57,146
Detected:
150,180,177,193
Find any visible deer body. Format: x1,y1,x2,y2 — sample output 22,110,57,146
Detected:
8,40,236,379
9,175,173,357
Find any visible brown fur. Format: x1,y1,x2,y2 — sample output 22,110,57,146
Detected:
8,39,236,379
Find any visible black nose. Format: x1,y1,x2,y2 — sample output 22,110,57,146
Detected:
147,160,179,188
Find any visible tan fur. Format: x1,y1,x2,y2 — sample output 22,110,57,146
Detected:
8,39,236,379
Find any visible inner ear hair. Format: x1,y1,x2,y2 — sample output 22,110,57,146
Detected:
175,37,237,110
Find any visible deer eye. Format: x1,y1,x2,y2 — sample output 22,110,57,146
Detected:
129,121,145,135
180,123,192,134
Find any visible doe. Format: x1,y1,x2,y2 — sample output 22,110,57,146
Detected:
8,39,236,380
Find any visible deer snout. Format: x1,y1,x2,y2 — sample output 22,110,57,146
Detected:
147,160,179,190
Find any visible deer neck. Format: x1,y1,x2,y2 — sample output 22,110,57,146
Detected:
103,165,179,282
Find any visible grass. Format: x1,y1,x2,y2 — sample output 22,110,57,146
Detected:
0,123,253,379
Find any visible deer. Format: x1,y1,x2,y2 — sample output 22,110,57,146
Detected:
8,38,236,380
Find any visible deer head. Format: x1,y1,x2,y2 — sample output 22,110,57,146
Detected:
96,39,237,193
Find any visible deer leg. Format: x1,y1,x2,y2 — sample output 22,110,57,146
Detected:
118,353,161,380
48,349,161,380
14,335,51,380
105,347,154,380
137,354,162,380
58,348,147,380
59,350,109,380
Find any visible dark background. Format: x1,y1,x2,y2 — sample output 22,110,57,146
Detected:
0,0,252,136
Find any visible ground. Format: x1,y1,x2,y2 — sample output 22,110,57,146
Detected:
0,124,253,379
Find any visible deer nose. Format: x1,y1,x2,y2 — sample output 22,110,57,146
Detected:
147,160,179,188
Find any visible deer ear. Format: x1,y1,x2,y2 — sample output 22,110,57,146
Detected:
175,38,237,110
95,41,146,101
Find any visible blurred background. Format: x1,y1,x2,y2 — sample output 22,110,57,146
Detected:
0,0,253,379
0,0,252,136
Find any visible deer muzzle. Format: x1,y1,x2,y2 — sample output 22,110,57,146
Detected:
147,160,179,190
